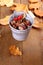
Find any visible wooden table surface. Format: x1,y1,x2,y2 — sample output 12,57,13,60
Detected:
0,25,43,65
0,5,43,65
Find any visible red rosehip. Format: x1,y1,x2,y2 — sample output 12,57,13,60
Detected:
17,15,23,20
13,17,17,21
17,16,21,20
19,15,23,19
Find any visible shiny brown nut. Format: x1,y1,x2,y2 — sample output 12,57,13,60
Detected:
20,23,25,26
26,20,31,26
13,24,17,29
12,21,16,23
16,22,20,27
18,24,26,30
22,18,26,22
10,21,15,26
24,20,31,26
16,20,22,26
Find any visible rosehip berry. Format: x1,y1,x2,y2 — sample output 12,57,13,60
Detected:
19,15,23,19
17,15,23,20
13,17,17,21
17,16,21,20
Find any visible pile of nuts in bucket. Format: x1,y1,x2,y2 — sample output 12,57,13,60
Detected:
10,14,32,30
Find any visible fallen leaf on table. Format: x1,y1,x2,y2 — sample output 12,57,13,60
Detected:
33,19,43,28
0,15,11,25
10,3,29,13
9,45,22,56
